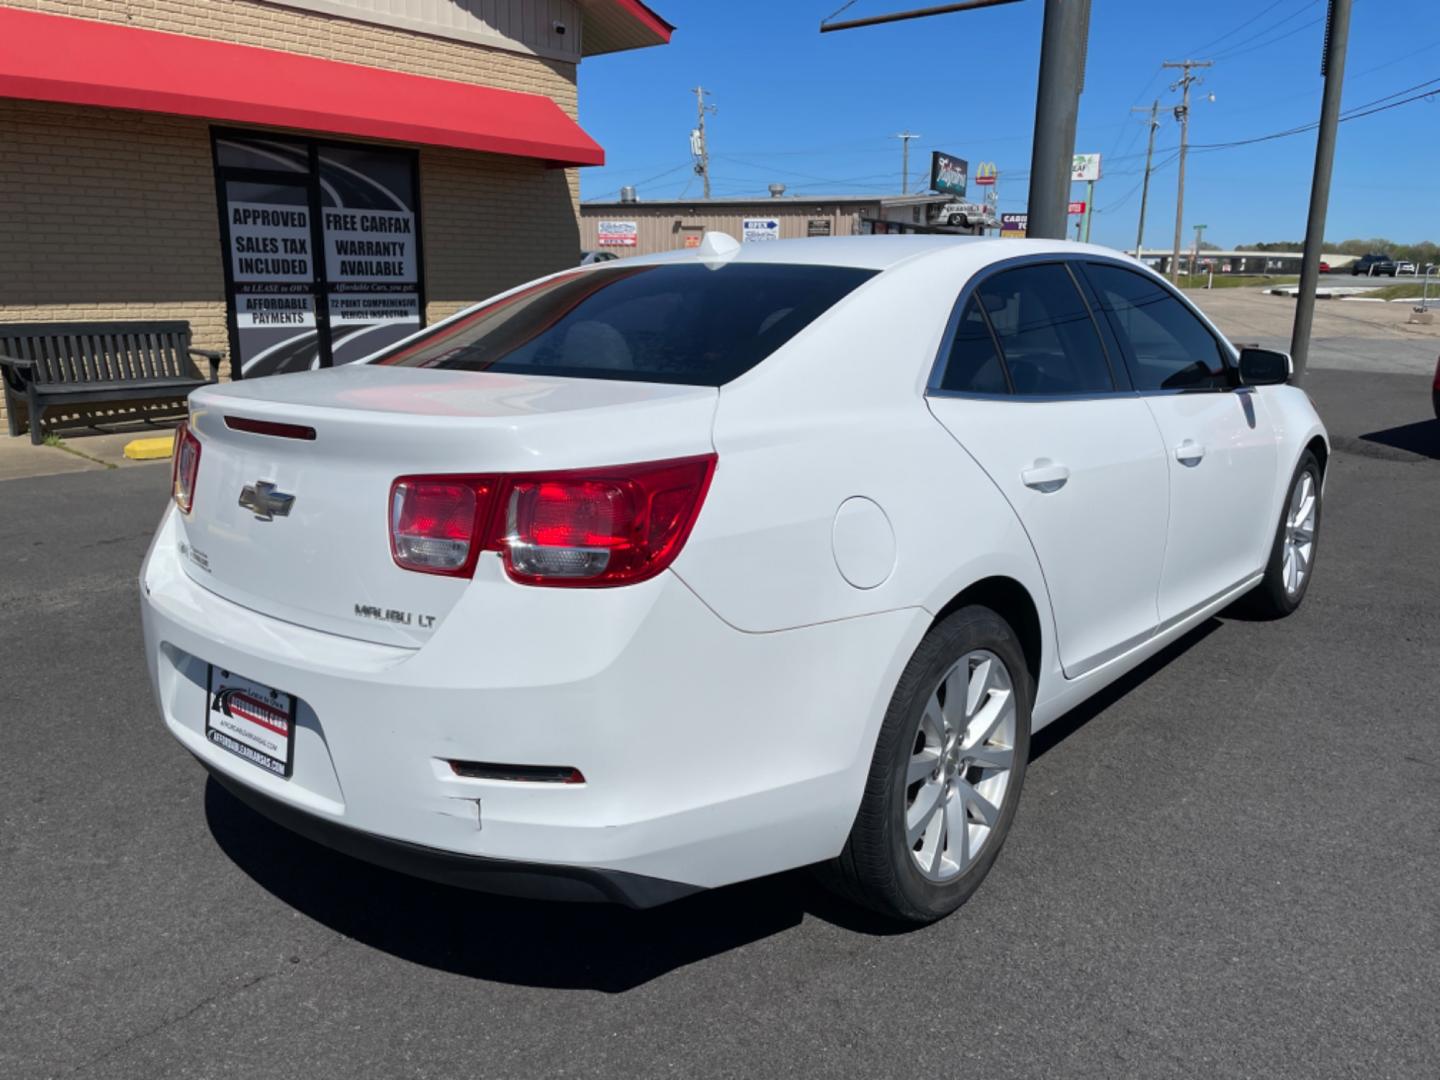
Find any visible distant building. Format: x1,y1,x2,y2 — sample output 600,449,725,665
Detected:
581,193,996,256
1134,249,1357,275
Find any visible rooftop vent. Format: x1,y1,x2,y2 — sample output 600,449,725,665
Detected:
768,183,786,199
620,185,638,203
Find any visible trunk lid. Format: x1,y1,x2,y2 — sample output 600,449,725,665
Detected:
181,366,717,646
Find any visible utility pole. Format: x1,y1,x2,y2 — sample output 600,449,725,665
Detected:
894,131,921,194
1191,223,1207,282
1290,0,1352,382
1164,59,1212,283
816,0,1084,240
1026,0,1092,239
690,86,716,200
1132,100,1160,257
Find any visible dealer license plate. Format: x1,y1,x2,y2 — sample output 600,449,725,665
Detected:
205,666,296,778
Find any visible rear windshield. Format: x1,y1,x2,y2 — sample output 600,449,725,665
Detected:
373,262,876,386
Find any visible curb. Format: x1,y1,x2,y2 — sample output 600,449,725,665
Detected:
124,434,175,461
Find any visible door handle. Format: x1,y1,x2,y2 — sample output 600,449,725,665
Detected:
1174,440,1206,466
1021,461,1069,493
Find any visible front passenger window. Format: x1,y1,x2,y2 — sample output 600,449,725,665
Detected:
1085,264,1229,390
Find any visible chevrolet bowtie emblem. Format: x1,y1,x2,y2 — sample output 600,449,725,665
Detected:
238,481,295,522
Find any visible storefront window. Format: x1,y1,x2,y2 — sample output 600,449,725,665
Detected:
212,131,425,377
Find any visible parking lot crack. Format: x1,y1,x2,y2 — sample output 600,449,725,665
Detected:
59,941,345,1079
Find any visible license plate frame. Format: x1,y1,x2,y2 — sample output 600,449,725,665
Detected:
204,665,296,779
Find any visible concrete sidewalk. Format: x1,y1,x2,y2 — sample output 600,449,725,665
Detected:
0,426,175,482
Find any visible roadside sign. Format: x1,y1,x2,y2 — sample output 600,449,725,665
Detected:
742,218,780,242
1000,212,1027,238
1068,201,1086,215
596,220,638,247
929,152,969,197
1071,153,1101,182
974,162,998,186
807,219,832,237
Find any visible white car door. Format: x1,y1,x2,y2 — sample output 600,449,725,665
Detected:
1079,261,1279,624
926,261,1170,678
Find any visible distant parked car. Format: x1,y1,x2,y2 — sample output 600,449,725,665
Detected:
1396,261,1418,276
1318,261,1330,273
580,250,620,265
1350,253,1398,277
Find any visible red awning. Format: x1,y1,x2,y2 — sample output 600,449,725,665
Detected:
0,8,605,167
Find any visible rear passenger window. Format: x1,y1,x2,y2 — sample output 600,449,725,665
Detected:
940,299,1008,394
1085,263,1229,390
976,264,1114,395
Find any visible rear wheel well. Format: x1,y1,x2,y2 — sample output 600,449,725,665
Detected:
1305,435,1328,477
932,577,1042,688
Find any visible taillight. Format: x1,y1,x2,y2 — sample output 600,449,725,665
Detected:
388,455,716,587
389,477,497,577
502,456,716,586
1432,355,1440,391
172,422,201,514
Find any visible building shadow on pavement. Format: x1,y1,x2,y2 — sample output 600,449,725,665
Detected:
1359,418,1440,461
204,779,906,992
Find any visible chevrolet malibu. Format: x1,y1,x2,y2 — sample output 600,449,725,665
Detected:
141,235,1327,923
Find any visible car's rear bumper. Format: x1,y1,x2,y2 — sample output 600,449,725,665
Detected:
204,762,699,907
141,506,925,899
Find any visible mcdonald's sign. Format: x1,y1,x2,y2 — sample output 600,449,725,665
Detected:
974,162,998,186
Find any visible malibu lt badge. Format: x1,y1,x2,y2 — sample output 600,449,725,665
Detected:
238,481,295,522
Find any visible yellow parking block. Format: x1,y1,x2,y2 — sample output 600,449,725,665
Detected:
123,434,176,461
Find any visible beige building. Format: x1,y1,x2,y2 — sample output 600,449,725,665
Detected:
580,193,995,257
0,0,670,429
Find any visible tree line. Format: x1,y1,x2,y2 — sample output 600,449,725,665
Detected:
1243,238,1439,263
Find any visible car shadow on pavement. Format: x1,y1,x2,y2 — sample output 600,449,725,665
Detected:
204,780,907,992
1358,419,1440,461
1030,618,1223,761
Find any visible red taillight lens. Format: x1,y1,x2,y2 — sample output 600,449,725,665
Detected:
172,423,201,514
389,478,496,576
388,455,716,586
502,455,716,586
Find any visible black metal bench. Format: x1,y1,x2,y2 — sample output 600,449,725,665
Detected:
0,321,225,444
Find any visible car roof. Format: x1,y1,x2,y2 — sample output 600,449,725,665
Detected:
619,235,1139,273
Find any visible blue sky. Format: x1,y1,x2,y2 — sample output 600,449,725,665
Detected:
577,0,1439,249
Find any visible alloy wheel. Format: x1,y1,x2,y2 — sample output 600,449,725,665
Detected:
905,650,1016,882
1282,471,1318,597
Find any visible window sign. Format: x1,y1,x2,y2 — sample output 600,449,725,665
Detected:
597,220,639,247
213,132,425,378
743,218,780,242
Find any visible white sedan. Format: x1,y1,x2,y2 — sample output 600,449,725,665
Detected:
142,234,1326,923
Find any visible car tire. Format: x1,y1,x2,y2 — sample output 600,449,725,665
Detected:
1242,450,1322,619
823,605,1032,924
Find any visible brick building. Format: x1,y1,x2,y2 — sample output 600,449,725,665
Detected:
0,0,670,425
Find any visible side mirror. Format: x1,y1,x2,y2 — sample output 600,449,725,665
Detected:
1238,347,1292,386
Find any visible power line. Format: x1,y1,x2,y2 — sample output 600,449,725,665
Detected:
1212,12,1326,62
1185,0,1295,56
1190,76,1440,151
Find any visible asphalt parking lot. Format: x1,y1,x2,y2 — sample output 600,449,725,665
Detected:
3,303,1438,1079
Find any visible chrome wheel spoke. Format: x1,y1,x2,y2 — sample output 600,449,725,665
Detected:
965,744,1014,771
957,779,1000,828
907,780,944,846
908,747,941,785
944,788,970,871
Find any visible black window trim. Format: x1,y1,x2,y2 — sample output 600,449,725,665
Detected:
1073,259,1239,394
926,252,1241,403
